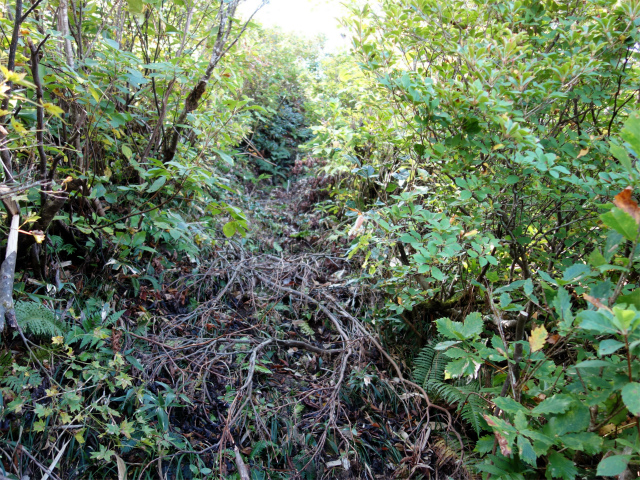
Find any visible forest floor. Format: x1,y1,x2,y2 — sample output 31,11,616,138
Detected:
115,171,465,479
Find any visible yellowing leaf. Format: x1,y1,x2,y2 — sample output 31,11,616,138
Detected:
43,102,65,117
75,429,86,444
11,117,27,135
31,230,45,243
529,325,548,352
493,143,505,150
577,148,589,158
52,336,64,345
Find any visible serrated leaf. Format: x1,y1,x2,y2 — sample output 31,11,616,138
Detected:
529,325,547,352
621,383,640,416
621,111,640,158
601,208,639,241
544,403,590,436
517,435,537,466
531,395,573,415
435,317,465,340
494,396,529,415
547,451,577,480
461,312,484,337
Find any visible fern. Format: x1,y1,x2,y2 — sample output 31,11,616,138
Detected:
250,440,278,460
298,320,315,337
14,301,67,338
413,342,487,435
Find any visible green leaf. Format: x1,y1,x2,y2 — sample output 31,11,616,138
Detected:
610,143,633,174
561,432,603,454
223,221,237,238
600,208,639,241
431,266,444,281
596,455,631,477
621,383,640,416
546,451,578,480
531,395,573,415
126,355,144,371
461,312,484,337
524,279,534,296
598,339,625,356
578,311,617,334
147,176,166,193
506,175,520,184
621,111,640,158
126,0,144,14
517,435,537,466
544,404,590,436
435,317,464,340
494,396,529,415
616,289,640,309
213,148,234,165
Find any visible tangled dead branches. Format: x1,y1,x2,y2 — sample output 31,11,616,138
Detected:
123,242,468,479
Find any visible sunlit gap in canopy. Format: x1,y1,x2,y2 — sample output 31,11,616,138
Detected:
238,0,350,53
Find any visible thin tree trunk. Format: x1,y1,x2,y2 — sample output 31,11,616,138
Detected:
58,0,75,68
0,213,20,333
163,0,266,164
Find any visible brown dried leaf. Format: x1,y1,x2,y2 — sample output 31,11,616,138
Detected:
583,294,612,312
577,148,589,158
547,334,561,345
614,187,640,224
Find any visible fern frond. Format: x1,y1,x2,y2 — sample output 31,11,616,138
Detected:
298,321,315,337
412,343,487,434
413,341,448,388
14,301,67,338
250,440,278,460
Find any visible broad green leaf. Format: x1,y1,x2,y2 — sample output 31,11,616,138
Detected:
544,404,590,436
431,266,444,281
578,311,617,334
620,112,640,158
546,451,578,480
126,0,144,14
600,208,639,241
213,148,234,165
517,435,537,466
621,383,640,416
532,395,573,415
494,396,529,415
523,279,534,296
598,339,625,356
610,143,633,174
616,289,640,309
461,312,484,338
596,455,631,477
435,317,462,339
561,432,603,455
147,176,166,193
223,221,237,238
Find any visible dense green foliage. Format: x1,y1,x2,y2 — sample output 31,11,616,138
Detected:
1,0,640,478
306,0,640,477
